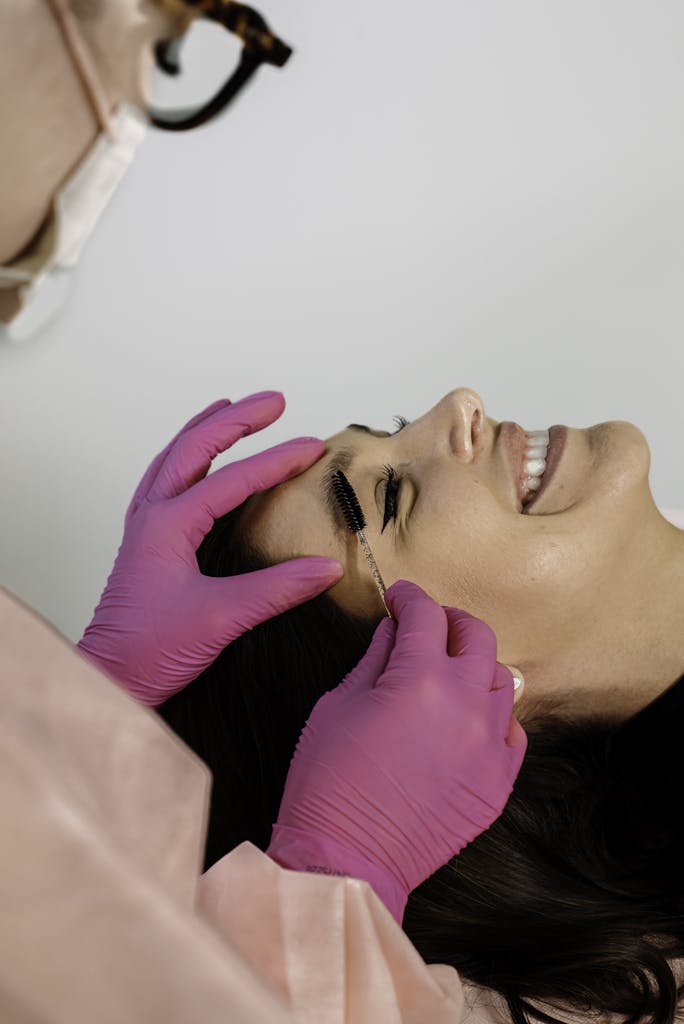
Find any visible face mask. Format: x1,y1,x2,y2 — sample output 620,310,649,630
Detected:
0,0,146,343
0,0,292,343
0,107,145,343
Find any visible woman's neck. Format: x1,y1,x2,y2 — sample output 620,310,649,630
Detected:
528,513,684,723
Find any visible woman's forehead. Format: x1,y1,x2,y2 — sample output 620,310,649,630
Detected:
244,426,384,560
244,457,344,561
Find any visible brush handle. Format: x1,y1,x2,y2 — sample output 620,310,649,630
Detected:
357,531,392,618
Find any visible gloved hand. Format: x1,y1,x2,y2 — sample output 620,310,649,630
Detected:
76,392,342,707
267,579,527,925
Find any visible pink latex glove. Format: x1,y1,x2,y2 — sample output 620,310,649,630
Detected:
76,392,342,707
267,580,527,925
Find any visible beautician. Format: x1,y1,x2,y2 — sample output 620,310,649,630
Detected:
0,3,528,1021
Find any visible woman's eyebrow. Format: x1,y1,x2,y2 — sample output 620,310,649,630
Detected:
320,425,390,538
321,446,358,538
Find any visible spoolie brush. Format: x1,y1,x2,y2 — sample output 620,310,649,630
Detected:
331,469,392,618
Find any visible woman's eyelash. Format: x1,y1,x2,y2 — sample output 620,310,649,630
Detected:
381,464,400,534
380,417,408,533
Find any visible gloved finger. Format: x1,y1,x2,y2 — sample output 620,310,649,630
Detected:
215,557,344,635
336,617,397,696
146,391,288,503
487,660,520,741
382,580,448,675
443,606,497,661
174,438,326,543
481,661,528,761
506,713,528,755
442,606,499,691
125,398,230,524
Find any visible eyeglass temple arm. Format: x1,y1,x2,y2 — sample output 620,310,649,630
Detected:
159,0,291,68
149,1,292,131
213,0,291,64
149,52,258,130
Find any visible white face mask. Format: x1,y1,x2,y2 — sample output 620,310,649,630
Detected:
0,107,145,343
0,0,146,343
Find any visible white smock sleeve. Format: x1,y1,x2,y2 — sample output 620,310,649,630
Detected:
0,586,293,1024
198,841,477,1024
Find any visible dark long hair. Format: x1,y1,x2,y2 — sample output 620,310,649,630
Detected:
158,505,684,1024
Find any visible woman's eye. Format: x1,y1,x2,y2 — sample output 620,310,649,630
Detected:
381,465,400,533
381,418,408,532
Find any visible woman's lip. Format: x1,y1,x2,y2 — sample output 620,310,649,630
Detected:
497,421,528,511
521,425,568,515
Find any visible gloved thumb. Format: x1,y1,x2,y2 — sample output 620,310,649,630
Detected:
219,557,344,636
337,617,397,696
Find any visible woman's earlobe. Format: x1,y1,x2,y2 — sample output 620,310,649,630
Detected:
504,664,525,702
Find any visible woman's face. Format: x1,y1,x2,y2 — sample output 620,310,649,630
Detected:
246,387,682,719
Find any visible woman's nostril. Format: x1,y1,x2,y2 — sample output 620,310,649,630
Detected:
472,408,482,445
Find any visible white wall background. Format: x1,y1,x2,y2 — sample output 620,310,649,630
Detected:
1,0,683,641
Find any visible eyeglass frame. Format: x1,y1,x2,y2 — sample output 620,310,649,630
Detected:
148,0,293,132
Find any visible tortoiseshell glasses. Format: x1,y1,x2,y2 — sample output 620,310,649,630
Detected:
148,0,293,131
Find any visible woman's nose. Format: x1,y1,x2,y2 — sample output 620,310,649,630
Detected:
442,387,485,460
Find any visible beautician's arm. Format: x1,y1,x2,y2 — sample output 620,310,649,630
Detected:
76,392,342,707
0,583,482,1024
199,841,469,1024
197,582,528,1023
0,585,295,1024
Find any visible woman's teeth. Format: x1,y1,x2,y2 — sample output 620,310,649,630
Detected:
521,429,549,504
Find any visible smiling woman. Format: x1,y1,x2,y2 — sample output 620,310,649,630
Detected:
241,387,684,721
158,386,684,1024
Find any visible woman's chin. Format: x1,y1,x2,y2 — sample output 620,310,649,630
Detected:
561,420,651,517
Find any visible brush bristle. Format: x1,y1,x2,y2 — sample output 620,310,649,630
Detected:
331,470,366,533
